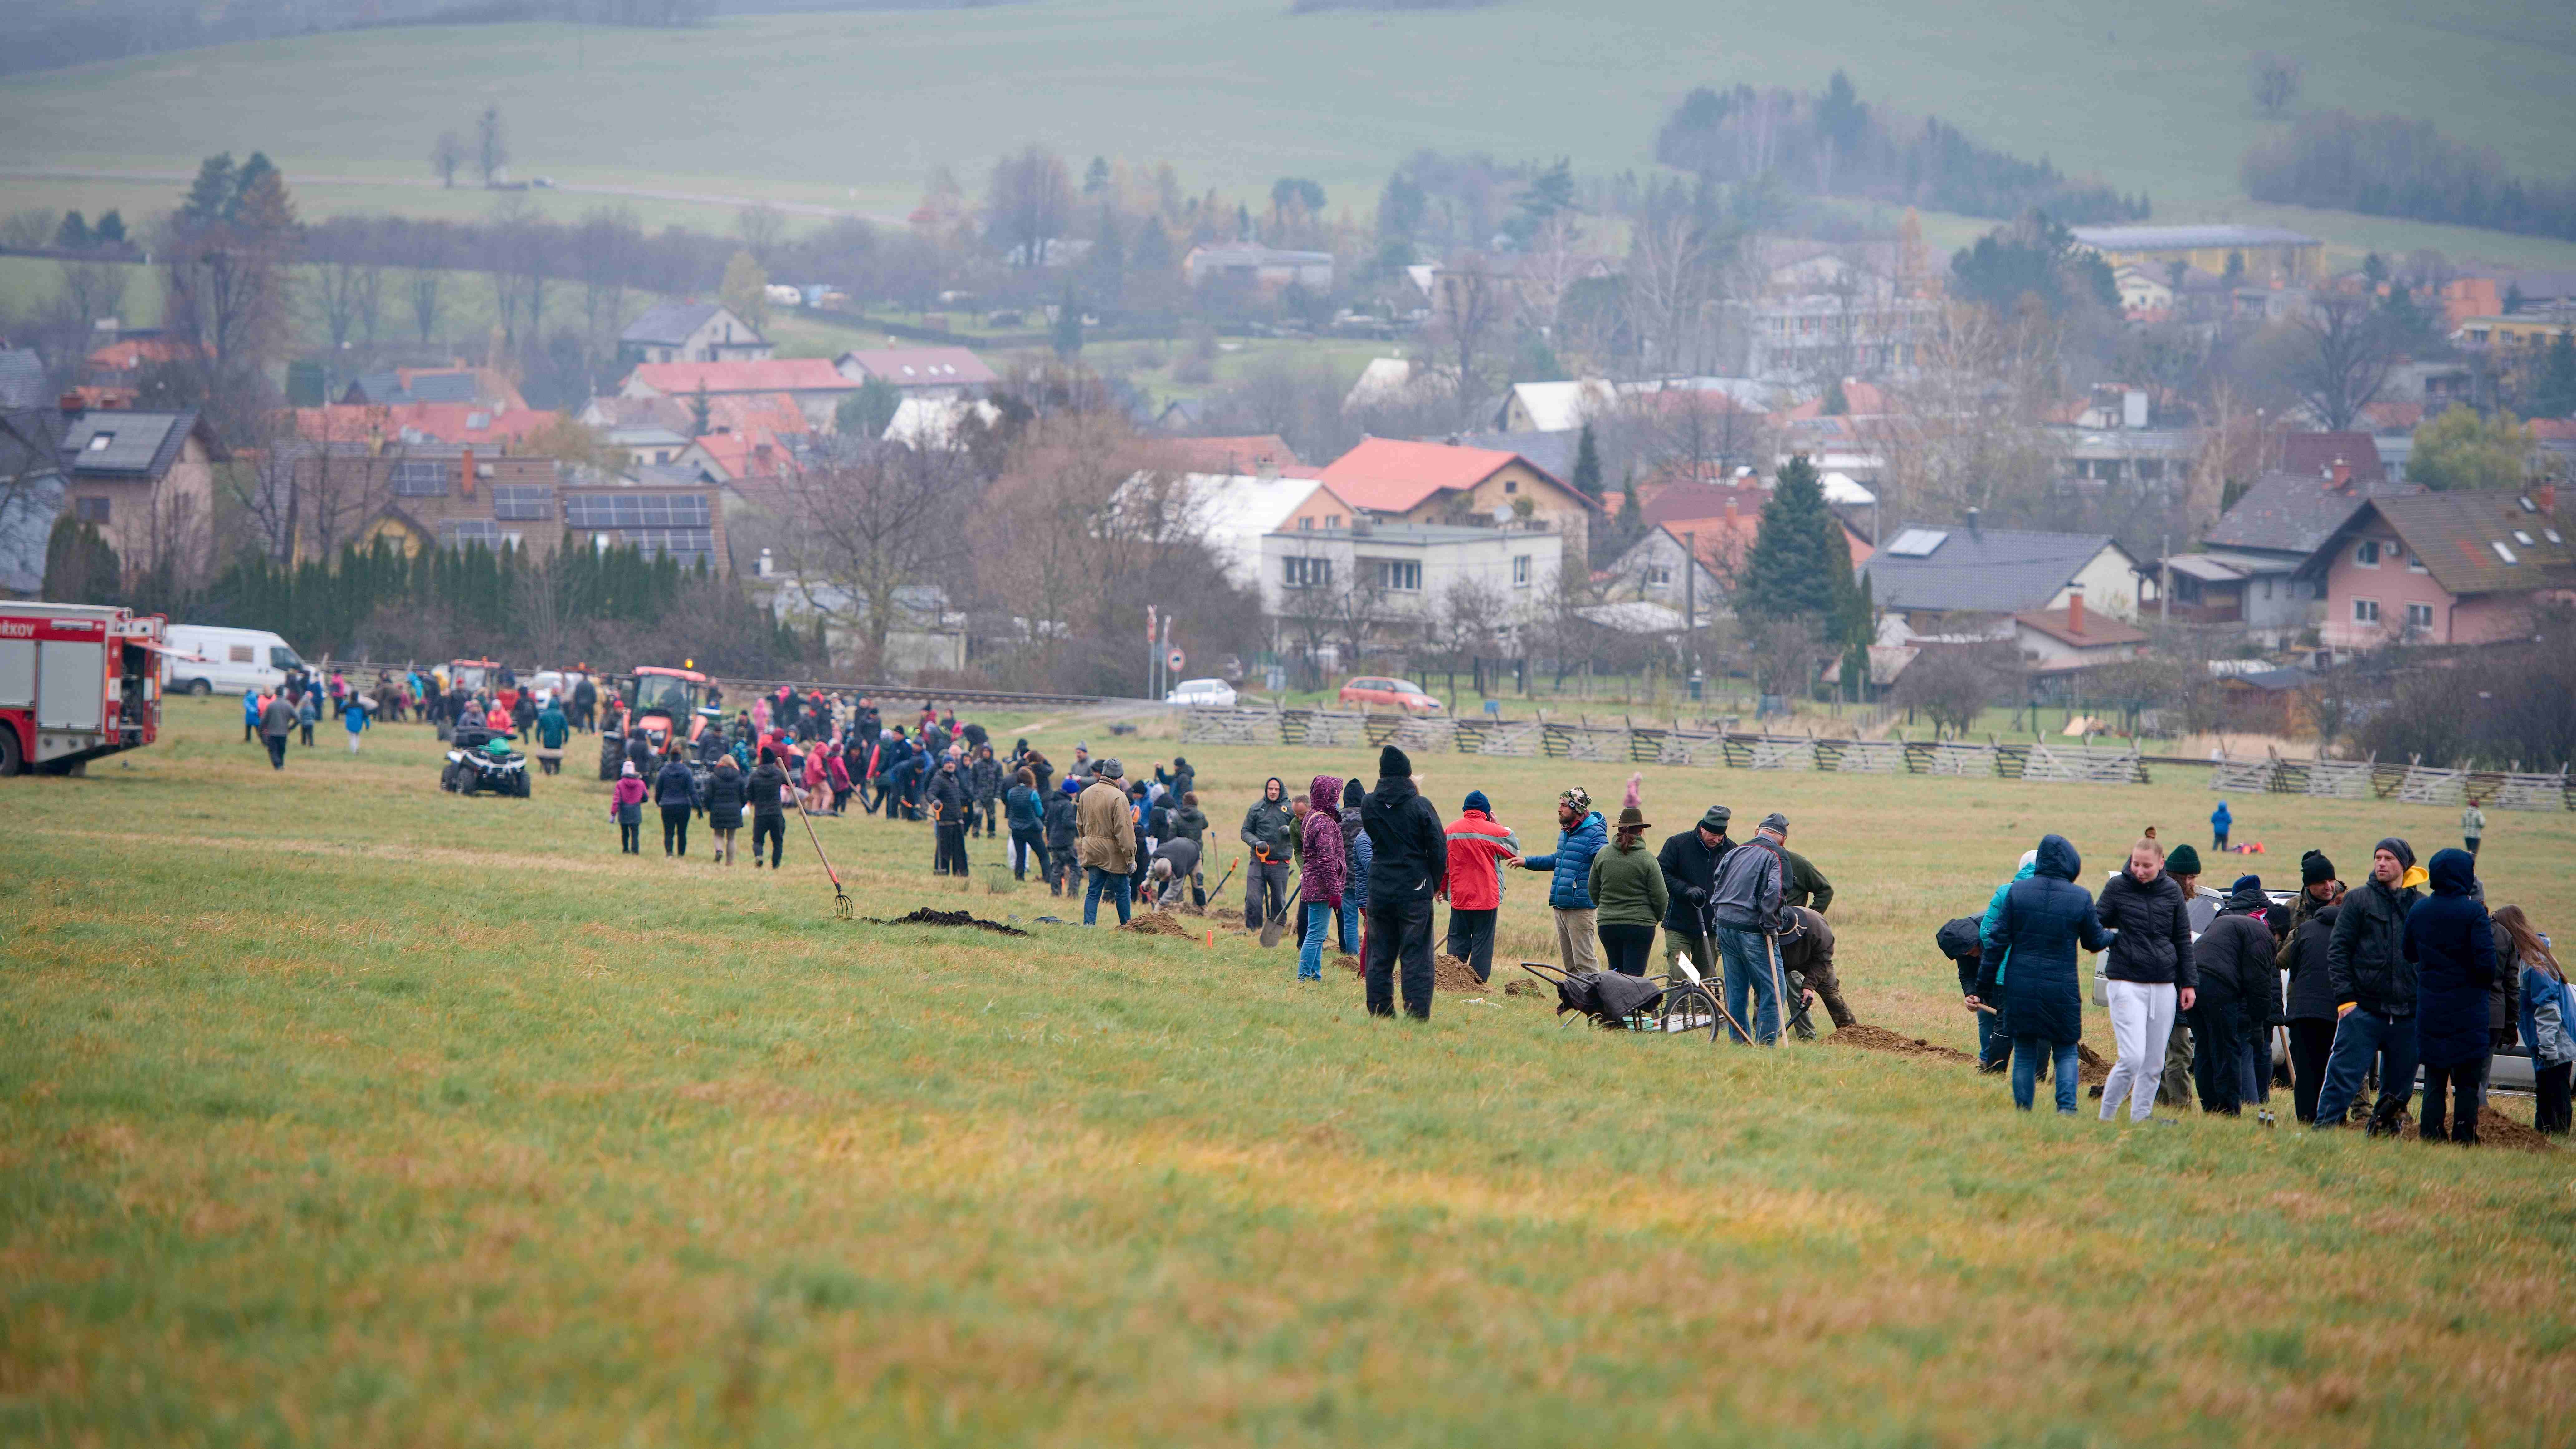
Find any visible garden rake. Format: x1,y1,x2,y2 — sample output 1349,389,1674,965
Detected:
789,783,853,919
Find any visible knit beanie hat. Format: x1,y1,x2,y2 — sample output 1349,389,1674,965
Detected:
1464,789,1491,814
1345,776,1366,808
1699,805,1731,833
1758,811,1789,835
2300,849,2335,886
1379,743,1411,778
2164,843,2202,876
2375,836,2415,869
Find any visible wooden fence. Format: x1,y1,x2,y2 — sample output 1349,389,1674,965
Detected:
2206,753,2572,812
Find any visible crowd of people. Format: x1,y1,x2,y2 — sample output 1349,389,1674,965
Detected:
1946,825,2569,1142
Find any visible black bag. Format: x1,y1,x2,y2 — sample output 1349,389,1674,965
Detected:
1934,915,1983,964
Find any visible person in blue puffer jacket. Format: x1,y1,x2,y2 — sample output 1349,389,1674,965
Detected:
1972,833,2111,1115
1520,785,1609,974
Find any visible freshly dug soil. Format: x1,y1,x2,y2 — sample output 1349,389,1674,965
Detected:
1335,954,1362,975
860,907,1030,937
2075,1041,2111,1086
1432,952,1490,993
1121,912,1193,938
1826,1023,1980,1066
2456,1110,2554,1153
1503,978,1539,997
1212,907,1245,928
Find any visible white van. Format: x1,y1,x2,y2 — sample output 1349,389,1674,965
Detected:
162,625,308,696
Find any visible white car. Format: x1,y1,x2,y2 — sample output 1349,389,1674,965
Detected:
1164,678,1237,709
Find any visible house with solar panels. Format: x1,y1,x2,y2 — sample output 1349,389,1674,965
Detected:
1860,514,2143,643
56,406,228,580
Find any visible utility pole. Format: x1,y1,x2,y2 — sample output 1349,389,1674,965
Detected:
1681,529,1696,673
1146,604,1158,698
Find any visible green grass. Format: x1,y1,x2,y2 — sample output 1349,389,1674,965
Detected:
4,696,2574,1444
4,0,2574,267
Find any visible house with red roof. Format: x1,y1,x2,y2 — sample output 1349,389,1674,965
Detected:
1315,436,1598,561
2305,485,2576,649
1152,435,1309,477
619,359,860,429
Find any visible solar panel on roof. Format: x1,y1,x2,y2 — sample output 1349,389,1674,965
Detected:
1883,528,1948,557
562,494,710,528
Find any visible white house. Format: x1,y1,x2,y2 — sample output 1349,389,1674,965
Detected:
1259,522,1560,643
618,301,772,367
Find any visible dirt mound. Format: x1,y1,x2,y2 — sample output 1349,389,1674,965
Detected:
2462,1111,2554,1153
1122,912,1193,938
860,907,1030,937
1826,1023,1980,1066
1504,978,1539,997
1335,954,1362,975
2075,1041,2111,1085
1433,952,1490,993
1211,907,1245,928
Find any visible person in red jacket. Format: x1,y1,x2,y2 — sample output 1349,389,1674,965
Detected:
1441,790,1522,983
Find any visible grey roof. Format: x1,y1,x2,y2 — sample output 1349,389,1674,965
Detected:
1426,428,1580,484
2070,224,2320,251
621,301,724,346
343,370,481,405
2203,471,2422,557
1859,527,2129,614
59,409,197,478
0,349,49,410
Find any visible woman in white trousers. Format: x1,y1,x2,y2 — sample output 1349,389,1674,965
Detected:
2093,833,2198,1124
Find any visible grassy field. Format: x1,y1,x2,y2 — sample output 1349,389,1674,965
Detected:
4,695,2573,1444
3,0,2574,268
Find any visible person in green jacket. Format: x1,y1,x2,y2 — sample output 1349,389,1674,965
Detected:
1589,805,1670,977
533,698,570,775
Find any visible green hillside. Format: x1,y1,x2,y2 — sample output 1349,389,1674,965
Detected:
3,0,2573,261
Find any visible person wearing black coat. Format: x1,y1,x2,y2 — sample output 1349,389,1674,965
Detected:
2407,848,2498,1144
1656,807,1733,987
2094,839,2196,1124
2283,901,2343,1122
652,755,700,858
746,751,790,868
703,754,748,866
927,754,973,876
1972,834,2109,1114
2316,838,2424,1133
2192,876,2280,1116
1042,783,1079,896
1359,745,1449,1021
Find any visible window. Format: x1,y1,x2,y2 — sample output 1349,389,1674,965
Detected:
1502,478,1518,494
1643,564,1673,590
227,645,253,663
2353,598,2380,623
2514,529,2536,546
2354,539,2380,568
1326,515,1342,529
391,459,450,497
1281,555,1332,589
74,496,110,523
1512,554,1531,587
2491,540,2519,564
441,519,502,549
2406,602,2435,630
2406,551,2427,574
1297,516,1313,530
85,432,114,452
491,484,553,521
269,645,302,670
1371,559,1421,592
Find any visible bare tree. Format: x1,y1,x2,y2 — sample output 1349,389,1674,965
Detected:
574,207,642,378
734,203,787,266
406,238,447,346
475,105,508,188
430,131,466,189
1870,302,2058,528
1894,643,2014,737
2249,52,2302,118
1432,256,1504,427
779,443,980,675
306,254,384,353
232,412,397,563
55,258,129,326
988,145,1073,271
2281,291,2395,432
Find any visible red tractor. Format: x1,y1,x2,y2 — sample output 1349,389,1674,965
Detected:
598,665,718,778
0,602,166,776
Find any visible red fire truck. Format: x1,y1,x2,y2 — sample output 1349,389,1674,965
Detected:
0,601,168,776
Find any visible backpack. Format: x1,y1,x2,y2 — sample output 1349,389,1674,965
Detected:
1934,916,1983,963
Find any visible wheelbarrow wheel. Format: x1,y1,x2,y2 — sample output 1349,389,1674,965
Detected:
1659,981,1722,1042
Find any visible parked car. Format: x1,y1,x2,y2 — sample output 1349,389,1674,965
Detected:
1164,678,1237,709
1337,676,1443,714
162,624,307,696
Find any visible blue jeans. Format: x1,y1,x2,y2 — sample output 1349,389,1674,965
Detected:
1297,901,1334,979
1717,926,1780,1045
2313,1007,2418,1130
2013,1036,2080,1112
1083,866,1131,926
1977,1005,2012,1069
1338,895,1361,954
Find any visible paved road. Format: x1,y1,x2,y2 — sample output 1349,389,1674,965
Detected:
0,166,905,225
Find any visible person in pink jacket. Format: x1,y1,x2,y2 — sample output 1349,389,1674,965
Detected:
610,761,648,854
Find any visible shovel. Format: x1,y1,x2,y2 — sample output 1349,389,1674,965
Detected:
1257,867,1302,948
1205,855,1240,910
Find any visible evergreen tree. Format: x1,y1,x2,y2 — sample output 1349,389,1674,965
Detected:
689,383,712,437
1740,455,1844,623
180,154,238,225
94,210,127,246
1053,287,1084,358
1822,376,1849,416
42,515,121,603
54,211,91,250
1570,422,1603,500
2532,331,2576,419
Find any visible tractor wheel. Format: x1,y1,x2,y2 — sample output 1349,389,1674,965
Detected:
598,738,622,781
0,727,22,778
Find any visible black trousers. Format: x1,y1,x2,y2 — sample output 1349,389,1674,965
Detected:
2190,1001,2245,1114
2421,1058,2486,1144
2537,1061,2573,1135
1598,921,1657,977
661,806,691,856
753,814,784,867
934,822,969,875
1010,826,1045,880
1444,906,1497,982
265,734,288,768
2466,835,2481,857
619,821,640,854
2288,1018,2337,1123
1364,897,1435,1020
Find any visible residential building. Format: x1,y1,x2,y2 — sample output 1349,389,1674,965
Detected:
605,425,691,469
618,302,773,367
1418,429,1583,489
1261,522,1560,645
1724,293,1938,385
2069,224,2324,286
2112,264,2174,316
2187,463,2422,640
1861,520,2140,637
1107,467,1350,592
1151,435,1308,477
1496,379,1616,434
618,359,860,430
1603,507,1872,620
2012,594,2148,677
264,442,729,572
1343,356,1459,414
1316,436,1598,562
287,402,563,451
832,347,999,400
1183,244,1334,292
2054,425,2200,488
2451,301,2576,353
55,406,225,579
2274,431,2384,484
2306,485,2575,649
339,364,526,411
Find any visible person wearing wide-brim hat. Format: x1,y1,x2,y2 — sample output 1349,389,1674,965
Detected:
1589,804,1668,978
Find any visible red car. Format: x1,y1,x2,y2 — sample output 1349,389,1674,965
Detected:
1336,676,1443,714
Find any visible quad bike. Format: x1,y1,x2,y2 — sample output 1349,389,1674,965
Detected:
442,724,532,798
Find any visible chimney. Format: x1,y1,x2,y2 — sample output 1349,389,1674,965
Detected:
2330,458,2351,492
57,392,84,419
757,546,773,579
2066,583,2086,636
459,445,477,497
1964,506,1981,537
1725,495,1739,520
2537,481,2559,515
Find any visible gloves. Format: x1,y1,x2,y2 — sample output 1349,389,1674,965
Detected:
1684,886,1709,908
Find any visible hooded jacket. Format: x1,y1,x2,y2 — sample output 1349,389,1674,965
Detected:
1075,778,1135,872
927,761,972,822
968,755,1004,801
1361,774,1448,905
1974,835,2107,1046
702,760,748,829
2096,867,2195,988
1042,787,1078,849
1522,810,1609,911
2404,848,2497,1068
746,760,790,818
2193,879,2281,1038
1445,810,1520,911
2329,870,2422,1018
1655,827,1730,934
1240,781,1295,862
2284,904,2342,1022
1173,803,1208,845
652,758,700,810
1299,775,1346,904
610,773,648,823
1588,834,1669,929
2520,959,2576,1068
